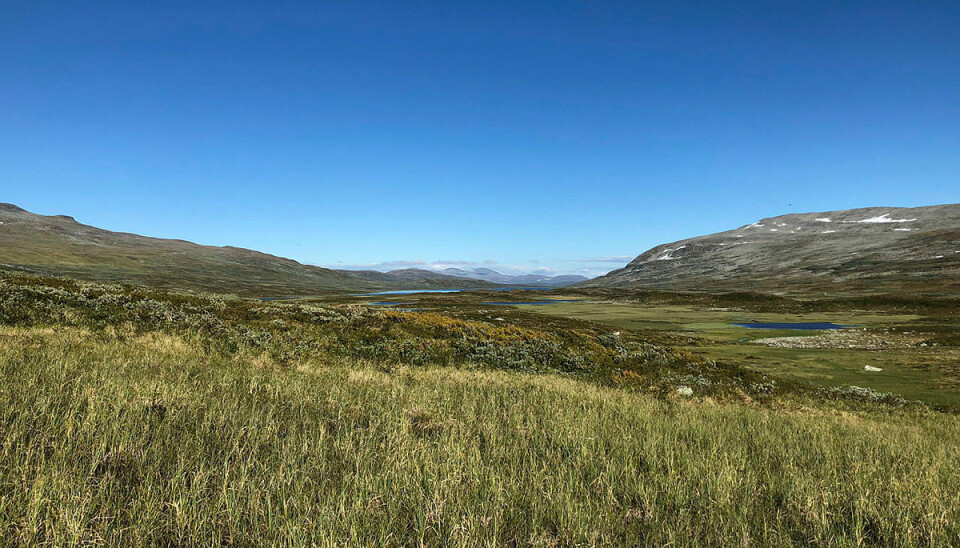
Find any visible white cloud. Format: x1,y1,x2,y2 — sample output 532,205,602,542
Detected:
576,256,634,263
434,260,478,266
317,259,473,271
320,259,426,270
315,257,611,278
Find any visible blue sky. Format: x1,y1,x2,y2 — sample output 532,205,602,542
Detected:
2,1,958,277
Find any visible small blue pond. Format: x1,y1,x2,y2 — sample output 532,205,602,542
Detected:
733,322,854,330
364,302,423,311
482,299,579,306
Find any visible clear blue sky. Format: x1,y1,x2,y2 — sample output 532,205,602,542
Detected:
2,1,958,277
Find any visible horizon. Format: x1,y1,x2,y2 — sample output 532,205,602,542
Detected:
7,199,958,280
4,1,959,276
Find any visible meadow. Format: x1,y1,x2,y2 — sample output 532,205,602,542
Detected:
329,290,960,408
1,275,959,546
508,299,960,408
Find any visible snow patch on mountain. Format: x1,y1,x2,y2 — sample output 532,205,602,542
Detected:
856,214,917,224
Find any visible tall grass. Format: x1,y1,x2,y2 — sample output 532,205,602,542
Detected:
0,274,785,400
1,326,958,546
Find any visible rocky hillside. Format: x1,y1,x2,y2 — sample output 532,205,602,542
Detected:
579,204,960,295
0,204,498,296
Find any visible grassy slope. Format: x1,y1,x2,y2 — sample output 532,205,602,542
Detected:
1,275,959,545
0,204,501,296
2,328,959,546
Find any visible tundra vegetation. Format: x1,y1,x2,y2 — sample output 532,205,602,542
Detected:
1,274,958,546
337,288,960,408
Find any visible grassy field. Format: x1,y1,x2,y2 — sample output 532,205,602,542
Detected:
512,300,960,407
332,290,959,408
2,275,960,545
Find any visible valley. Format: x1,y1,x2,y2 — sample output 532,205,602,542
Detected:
6,2,959,543
2,273,958,545
327,289,960,407
2,203,959,545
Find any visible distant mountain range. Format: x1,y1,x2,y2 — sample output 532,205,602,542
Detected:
0,204,502,296
578,204,960,295
8,201,954,298
437,267,589,287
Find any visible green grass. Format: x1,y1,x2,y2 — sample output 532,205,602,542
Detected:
515,302,918,342
0,275,784,401
511,301,960,407
2,274,959,545
2,327,959,546
693,344,960,405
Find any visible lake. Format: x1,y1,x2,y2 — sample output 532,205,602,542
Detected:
482,299,580,306
733,322,854,330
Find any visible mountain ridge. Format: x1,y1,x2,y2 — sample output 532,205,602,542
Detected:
0,204,502,296
437,267,589,287
579,204,960,295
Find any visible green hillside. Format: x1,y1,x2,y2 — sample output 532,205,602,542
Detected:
0,204,499,296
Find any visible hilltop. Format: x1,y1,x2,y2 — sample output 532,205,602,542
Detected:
0,204,499,296
580,204,960,295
